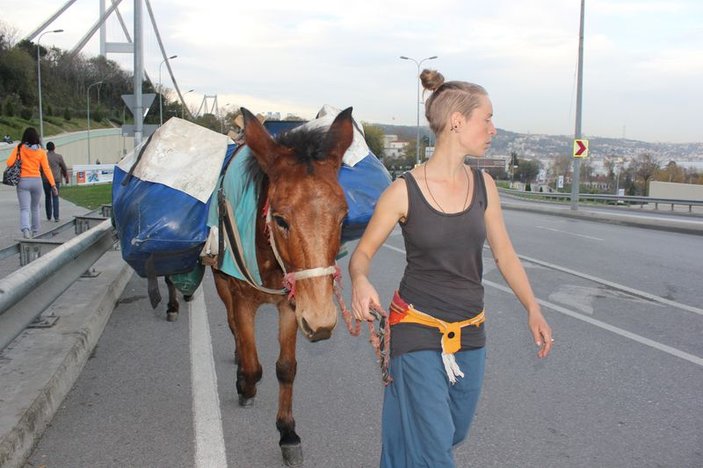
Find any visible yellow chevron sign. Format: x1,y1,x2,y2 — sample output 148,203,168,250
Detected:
573,139,589,158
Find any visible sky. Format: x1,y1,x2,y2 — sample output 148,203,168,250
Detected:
3,0,702,144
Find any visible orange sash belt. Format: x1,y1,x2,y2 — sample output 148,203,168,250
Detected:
389,291,485,355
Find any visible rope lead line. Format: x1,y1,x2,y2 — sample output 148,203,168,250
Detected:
334,280,393,385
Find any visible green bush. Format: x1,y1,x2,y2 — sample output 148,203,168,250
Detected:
3,99,15,117
63,107,72,121
20,107,33,120
92,108,104,122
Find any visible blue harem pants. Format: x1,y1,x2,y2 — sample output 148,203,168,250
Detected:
380,347,486,468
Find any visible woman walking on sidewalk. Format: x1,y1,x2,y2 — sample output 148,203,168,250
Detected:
5,127,57,238
349,69,553,467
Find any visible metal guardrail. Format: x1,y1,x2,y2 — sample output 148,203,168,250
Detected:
0,205,113,264
0,208,116,351
500,189,703,213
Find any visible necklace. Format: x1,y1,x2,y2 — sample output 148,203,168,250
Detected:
423,163,471,213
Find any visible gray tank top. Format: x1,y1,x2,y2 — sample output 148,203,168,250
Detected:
392,167,487,356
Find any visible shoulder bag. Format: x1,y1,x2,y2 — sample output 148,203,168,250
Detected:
2,147,22,186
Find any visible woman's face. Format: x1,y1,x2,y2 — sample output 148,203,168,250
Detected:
458,95,497,157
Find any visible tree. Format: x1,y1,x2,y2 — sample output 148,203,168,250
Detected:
194,113,222,133
0,20,20,51
362,122,385,159
402,139,421,166
515,159,541,186
549,155,571,186
657,160,685,183
0,47,36,105
631,153,660,195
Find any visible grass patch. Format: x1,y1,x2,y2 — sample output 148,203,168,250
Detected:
60,183,113,210
0,116,115,142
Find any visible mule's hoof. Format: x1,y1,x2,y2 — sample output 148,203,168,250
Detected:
281,443,303,466
238,395,255,407
166,311,179,322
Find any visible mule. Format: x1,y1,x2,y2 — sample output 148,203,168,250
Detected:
212,107,354,465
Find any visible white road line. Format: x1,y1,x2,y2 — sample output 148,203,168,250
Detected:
189,287,228,468
535,225,603,241
484,279,703,368
517,253,703,317
382,243,703,368
383,244,406,255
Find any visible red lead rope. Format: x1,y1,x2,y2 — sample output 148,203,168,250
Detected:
333,278,393,385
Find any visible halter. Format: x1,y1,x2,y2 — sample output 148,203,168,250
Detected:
262,201,341,299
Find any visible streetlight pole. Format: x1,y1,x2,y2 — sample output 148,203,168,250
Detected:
159,54,177,126
87,81,103,164
400,55,437,166
182,89,194,119
570,0,585,210
37,29,64,144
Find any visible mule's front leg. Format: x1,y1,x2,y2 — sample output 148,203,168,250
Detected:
276,304,303,466
213,271,263,406
233,301,263,407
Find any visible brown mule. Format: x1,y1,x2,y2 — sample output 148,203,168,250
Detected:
213,107,353,466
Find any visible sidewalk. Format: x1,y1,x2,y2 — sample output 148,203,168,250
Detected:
0,184,91,247
0,184,133,468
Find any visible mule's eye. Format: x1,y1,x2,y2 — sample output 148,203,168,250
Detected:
273,215,289,230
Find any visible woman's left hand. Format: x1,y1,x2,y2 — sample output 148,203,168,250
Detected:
528,308,553,359
52,186,58,196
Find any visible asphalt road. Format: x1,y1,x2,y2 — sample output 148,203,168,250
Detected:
24,210,703,468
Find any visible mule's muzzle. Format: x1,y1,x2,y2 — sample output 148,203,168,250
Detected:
299,317,333,342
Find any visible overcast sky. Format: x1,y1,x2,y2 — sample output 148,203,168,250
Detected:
4,0,702,143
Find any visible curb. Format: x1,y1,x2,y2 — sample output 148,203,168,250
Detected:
501,201,703,236
0,250,133,468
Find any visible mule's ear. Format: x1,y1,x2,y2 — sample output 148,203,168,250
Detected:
321,107,354,169
242,107,278,172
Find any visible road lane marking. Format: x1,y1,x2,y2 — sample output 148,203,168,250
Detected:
382,243,703,368
535,225,603,241
517,253,703,317
383,244,406,255
189,287,228,468
484,279,703,368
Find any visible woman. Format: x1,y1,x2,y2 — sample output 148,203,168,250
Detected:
349,69,553,467
6,127,57,238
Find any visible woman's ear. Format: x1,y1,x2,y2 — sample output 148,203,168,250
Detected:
450,111,466,130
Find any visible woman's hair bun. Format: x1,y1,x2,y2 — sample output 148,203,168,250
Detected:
420,69,445,92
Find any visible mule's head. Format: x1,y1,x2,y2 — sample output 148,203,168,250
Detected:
242,107,353,342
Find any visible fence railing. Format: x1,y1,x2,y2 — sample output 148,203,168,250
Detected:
0,207,116,351
499,189,703,213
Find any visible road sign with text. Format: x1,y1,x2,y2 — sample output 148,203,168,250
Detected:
573,139,589,158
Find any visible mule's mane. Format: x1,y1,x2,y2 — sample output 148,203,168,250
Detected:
245,126,333,181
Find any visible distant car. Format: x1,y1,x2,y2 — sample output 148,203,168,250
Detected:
2,135,12,144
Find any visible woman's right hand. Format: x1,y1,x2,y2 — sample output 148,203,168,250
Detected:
351,275,381,322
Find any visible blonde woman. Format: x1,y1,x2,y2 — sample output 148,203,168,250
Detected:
349,69,553,467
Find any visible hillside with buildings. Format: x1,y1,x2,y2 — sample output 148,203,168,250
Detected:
377,123,703,170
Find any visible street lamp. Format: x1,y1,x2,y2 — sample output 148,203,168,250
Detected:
400,55,437,166
182,89,194,119
37,29,64,144
159,55,177,126
87,81,103,164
